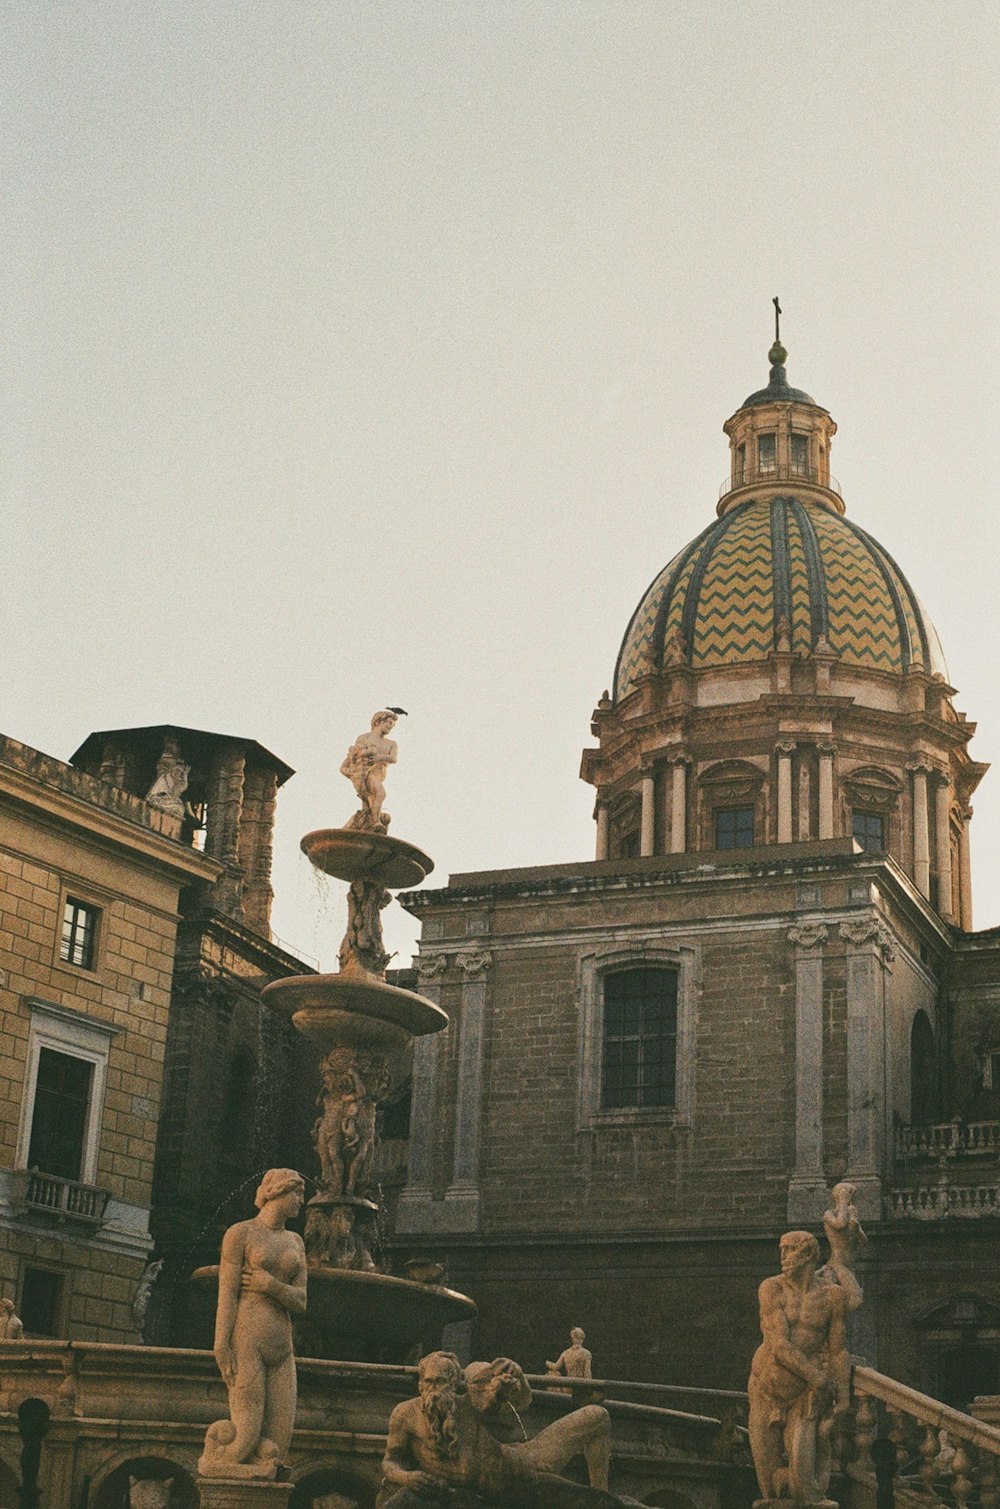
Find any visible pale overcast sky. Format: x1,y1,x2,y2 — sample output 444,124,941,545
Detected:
3,2,999,967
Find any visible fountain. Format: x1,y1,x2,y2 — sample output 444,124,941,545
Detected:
257,709,475,1362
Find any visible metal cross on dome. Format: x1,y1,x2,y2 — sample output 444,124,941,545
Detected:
773,296,782,342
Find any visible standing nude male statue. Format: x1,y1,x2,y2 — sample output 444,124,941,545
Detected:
748,1230,849,1509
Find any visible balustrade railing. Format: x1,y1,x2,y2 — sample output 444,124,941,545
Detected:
849,1365,1000,1509
9,1168,110,1227
896,1120,1000,1161
887,1182,1000,1220
719,463,842,500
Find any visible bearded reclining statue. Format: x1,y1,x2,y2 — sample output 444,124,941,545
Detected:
377,1351,642,1508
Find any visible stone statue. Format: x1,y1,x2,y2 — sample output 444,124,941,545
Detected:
465,1356,611,1491
747,1229,850,1509
313,1047,385,1198
145,736,191,820
547,1326,594,1383
339,878,392,976
199,1169,307,1481
0,1298,24,1340
129,1478,173,1509
378,1350,630,1507
340,710,403,833
132,1257,163,1334
820,1181,867,1313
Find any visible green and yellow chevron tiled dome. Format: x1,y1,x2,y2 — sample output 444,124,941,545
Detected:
614,495,946,701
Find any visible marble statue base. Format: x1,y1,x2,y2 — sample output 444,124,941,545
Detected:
197,1478,294,1509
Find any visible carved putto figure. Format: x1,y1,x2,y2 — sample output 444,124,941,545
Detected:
340,709,404,833
145,736,191,820
378,1350,629,1507
200,1169,307,1481
747,1215,855,1509
313,1047,385,1198
819,1181,867,1313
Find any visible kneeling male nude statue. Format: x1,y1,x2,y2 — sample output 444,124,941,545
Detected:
378,1351,636,1508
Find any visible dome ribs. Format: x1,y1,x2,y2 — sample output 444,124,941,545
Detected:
809,508,903,672
769,498,793,643
691,504,773,665
786,498,829,648
679,505,750,664
837,515,915,672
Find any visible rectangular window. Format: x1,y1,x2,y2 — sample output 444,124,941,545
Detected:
715,806,754,849
758,433,776,473
791,433,809,475
736,443,746,482
20,1268,65,1337
602,968,677,1109
26,1048,93,1180
60,898,98,969
852,810,885,853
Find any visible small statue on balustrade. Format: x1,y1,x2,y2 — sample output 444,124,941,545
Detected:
0,1298,24,1340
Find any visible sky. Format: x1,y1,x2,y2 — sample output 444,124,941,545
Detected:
3,1,999,969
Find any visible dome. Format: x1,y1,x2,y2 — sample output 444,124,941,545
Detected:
614,494,947,701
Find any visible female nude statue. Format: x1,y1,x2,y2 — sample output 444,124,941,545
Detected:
200,1169,307,1479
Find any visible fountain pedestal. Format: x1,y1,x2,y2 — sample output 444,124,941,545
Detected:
259,813,475,1361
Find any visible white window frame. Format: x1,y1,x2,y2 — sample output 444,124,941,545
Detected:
16,998,122,1186
576,940,700,1131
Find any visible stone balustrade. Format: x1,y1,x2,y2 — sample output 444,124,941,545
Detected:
886,1181,1000,1220
7,1169,111,1228
848,1365,1000,1509
895,1119,1000,1160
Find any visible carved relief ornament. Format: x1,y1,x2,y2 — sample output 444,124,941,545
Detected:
787,922,828,950
839,918,896,962
416,952,449,980
455,949,493,978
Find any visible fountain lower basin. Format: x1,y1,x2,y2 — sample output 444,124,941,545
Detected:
191,1264,475,1364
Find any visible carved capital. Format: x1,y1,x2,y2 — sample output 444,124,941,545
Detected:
776,740,798,757
818,742,837,758
787,922,828,951
416,952,449,980
839,917,896,962
906,759,934,777
455,949,492,978
667,750,690,768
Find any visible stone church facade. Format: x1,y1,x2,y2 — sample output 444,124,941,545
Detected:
388,338,1000,1409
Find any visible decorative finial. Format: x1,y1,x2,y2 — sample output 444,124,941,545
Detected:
768,298,787,372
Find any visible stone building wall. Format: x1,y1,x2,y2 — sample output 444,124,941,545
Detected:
0,737,218,1343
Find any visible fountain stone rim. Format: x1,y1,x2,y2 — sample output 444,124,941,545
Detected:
301,828,433,888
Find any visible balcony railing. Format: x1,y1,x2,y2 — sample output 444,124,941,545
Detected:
896,1119,1000,1160
719,463,842,500
886,1182,1000,1220
9,1169,111,1228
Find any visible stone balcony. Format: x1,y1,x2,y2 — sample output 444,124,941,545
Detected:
7,1169,111,1229
888,1120,1000,1220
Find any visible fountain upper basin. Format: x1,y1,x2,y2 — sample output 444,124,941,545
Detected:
301,828,433,887
262,973,447,1056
